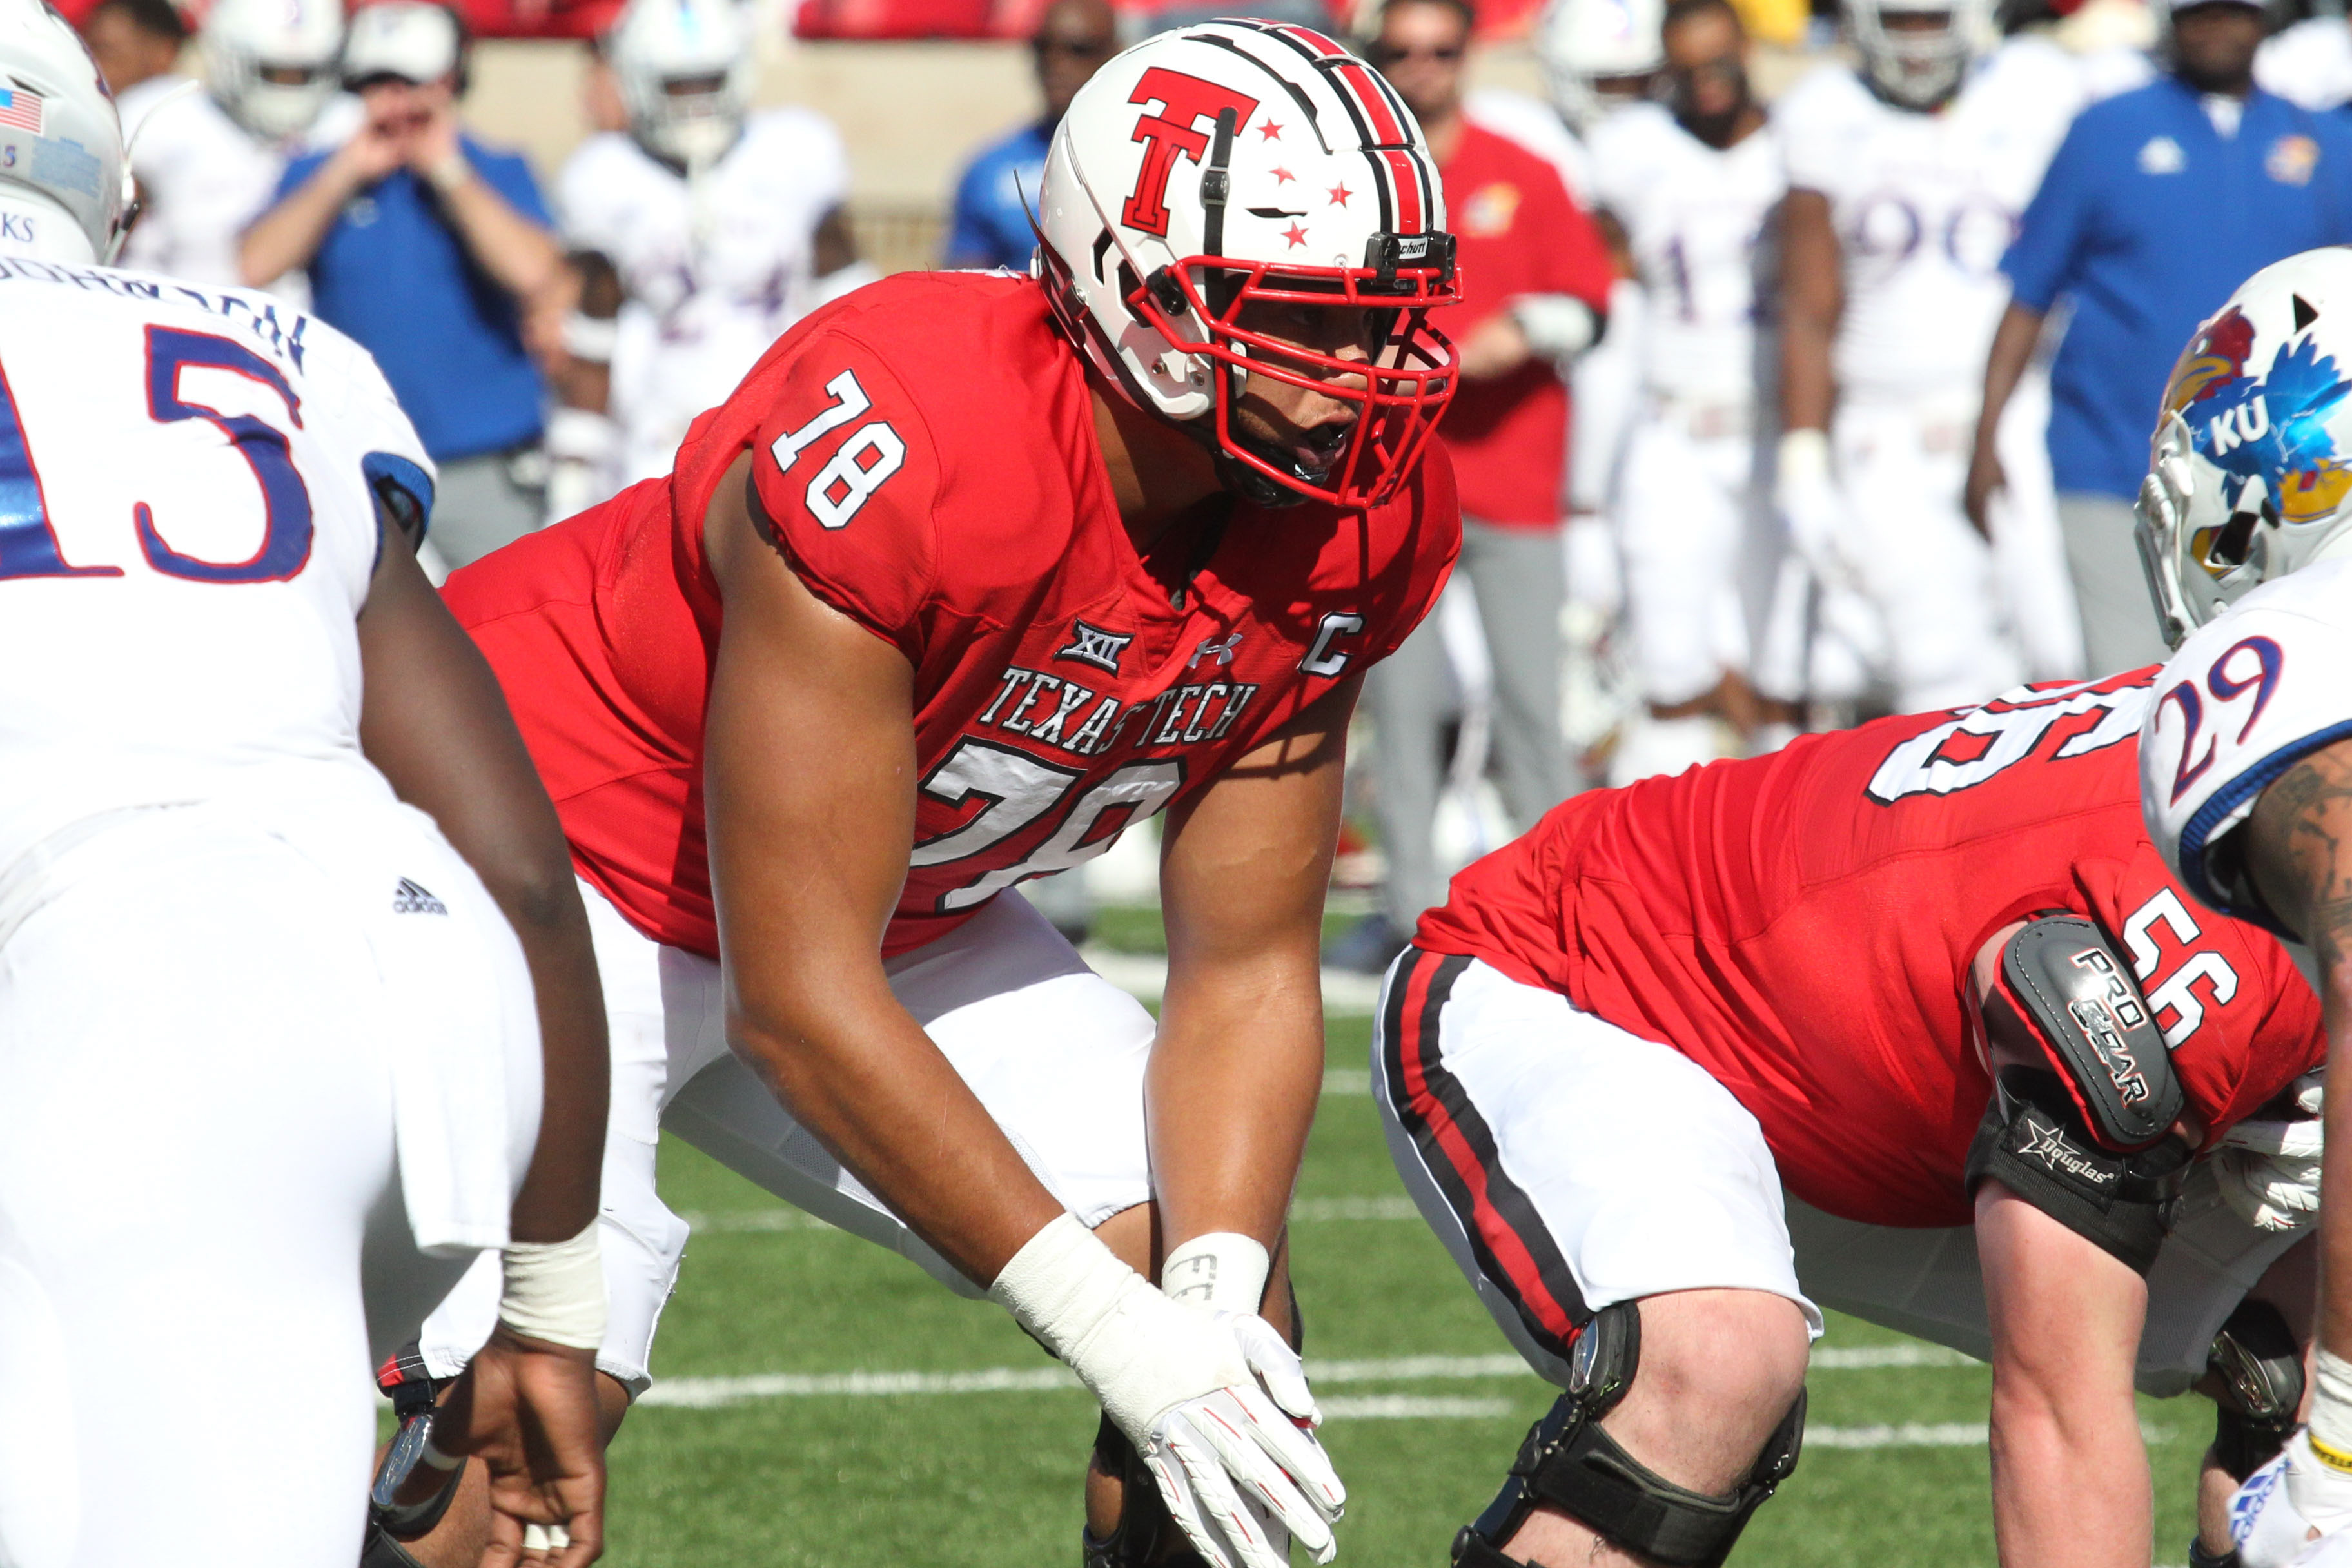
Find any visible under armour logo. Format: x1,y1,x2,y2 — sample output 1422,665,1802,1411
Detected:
1190,631,1242,668
392,877,448,916
1058,620,1133,674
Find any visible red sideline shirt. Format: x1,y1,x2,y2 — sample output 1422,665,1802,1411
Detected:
447,272,1460,960
1415,671,2323,1227
1434,122,1614,529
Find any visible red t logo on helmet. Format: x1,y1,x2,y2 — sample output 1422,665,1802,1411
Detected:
1121,68,1261,238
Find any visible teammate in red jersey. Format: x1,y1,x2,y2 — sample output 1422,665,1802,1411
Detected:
1386,669,2326,1568
388,21,1461,1568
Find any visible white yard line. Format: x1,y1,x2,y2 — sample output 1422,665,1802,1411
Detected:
635,1346,2002,1413
680,1191,1424,1235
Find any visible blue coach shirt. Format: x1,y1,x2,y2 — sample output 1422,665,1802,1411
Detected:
945,119,1050,270
277,133,552,463
2003,77,2352,500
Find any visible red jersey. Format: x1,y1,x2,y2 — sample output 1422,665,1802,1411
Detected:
1433,123,1614,529
448,272,1460,959
1415,671,2323,1227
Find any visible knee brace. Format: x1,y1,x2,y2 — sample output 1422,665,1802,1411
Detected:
2208,1298,2304,1482
1452,1302,1807,1568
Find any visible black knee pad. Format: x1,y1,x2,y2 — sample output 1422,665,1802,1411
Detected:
1453,1302,1806,1568
2208,1298,2303,1482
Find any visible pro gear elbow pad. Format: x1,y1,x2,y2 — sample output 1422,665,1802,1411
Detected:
1996,914,2184,1148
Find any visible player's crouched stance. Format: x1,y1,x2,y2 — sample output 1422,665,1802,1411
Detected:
1379,671,2328,1568
0,8,609,1564
424,19,1462,1568
2135,249,2352,1568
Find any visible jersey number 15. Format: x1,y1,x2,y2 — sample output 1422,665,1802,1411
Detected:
0,327,312,584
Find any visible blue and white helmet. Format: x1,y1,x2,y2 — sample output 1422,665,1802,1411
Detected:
1843,0,1992,110
1534,0,1663,131
606,0,754,173
2139,247,2352,647
204,0,343,140
0,0,127,264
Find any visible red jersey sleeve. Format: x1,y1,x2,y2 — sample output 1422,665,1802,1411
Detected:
2081,846,2324,1140
748,330,943,663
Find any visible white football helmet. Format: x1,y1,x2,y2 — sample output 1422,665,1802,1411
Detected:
203,0,342,141
1535,0,1663,131
1035,19,1458,508
2139,246,2352,647
0,0,127,264
1843,0,1991,110
606,0,753,173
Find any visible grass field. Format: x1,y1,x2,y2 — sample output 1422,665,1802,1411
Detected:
594,1006,2218,1567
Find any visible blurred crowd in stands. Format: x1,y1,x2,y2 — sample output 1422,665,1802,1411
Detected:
75,0,2352,963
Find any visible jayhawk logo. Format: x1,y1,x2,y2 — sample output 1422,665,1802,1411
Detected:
2166,303,2352,529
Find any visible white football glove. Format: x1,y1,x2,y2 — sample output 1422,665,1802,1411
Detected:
990,1216,1346,1568
1775,429,1860,594
2217,1073,2326,1234
2234,1433,2352,1567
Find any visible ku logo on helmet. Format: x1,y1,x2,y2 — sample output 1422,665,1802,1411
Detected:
2165,297,2352,542
1121,68,1261,237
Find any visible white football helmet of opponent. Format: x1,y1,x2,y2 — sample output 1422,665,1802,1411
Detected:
1842,0,1992,110
606,0,754,174
1535,0,1663,131
2137,247,2352,648
203,0,342,141
0,0,127,265
1035,18,1460,509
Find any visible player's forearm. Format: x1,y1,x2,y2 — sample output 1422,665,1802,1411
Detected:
1779,312,1837,435
500,887,611,1244
1972,302,2045,460
439,175,567,309
726,972,1065,1284
2245,746,2352,1354
1149,953,1325,1252
1987,1380,2151,1568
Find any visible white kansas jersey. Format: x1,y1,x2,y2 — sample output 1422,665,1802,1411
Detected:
118,83,291,289
1589,102,1781,407
0,259,429,876
2141,557,2352,934
558,108,850,486
1776,39,2084,403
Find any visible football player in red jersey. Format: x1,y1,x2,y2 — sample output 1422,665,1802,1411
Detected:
380,21,1462,1568
1383,669,2325,1568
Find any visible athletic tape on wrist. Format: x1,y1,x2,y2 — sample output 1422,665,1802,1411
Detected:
1161,1233,1269,1314
498,1222,606,1350
1509,295,1597,360
561,312,619,364
1778,428,1832,489
2311,1349,2352,1465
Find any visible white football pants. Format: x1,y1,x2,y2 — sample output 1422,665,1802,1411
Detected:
1831,397,2024,711
1614,409,1793,708
1377,951,2295,1396
420,881,1159,1395
0,800,538,1568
